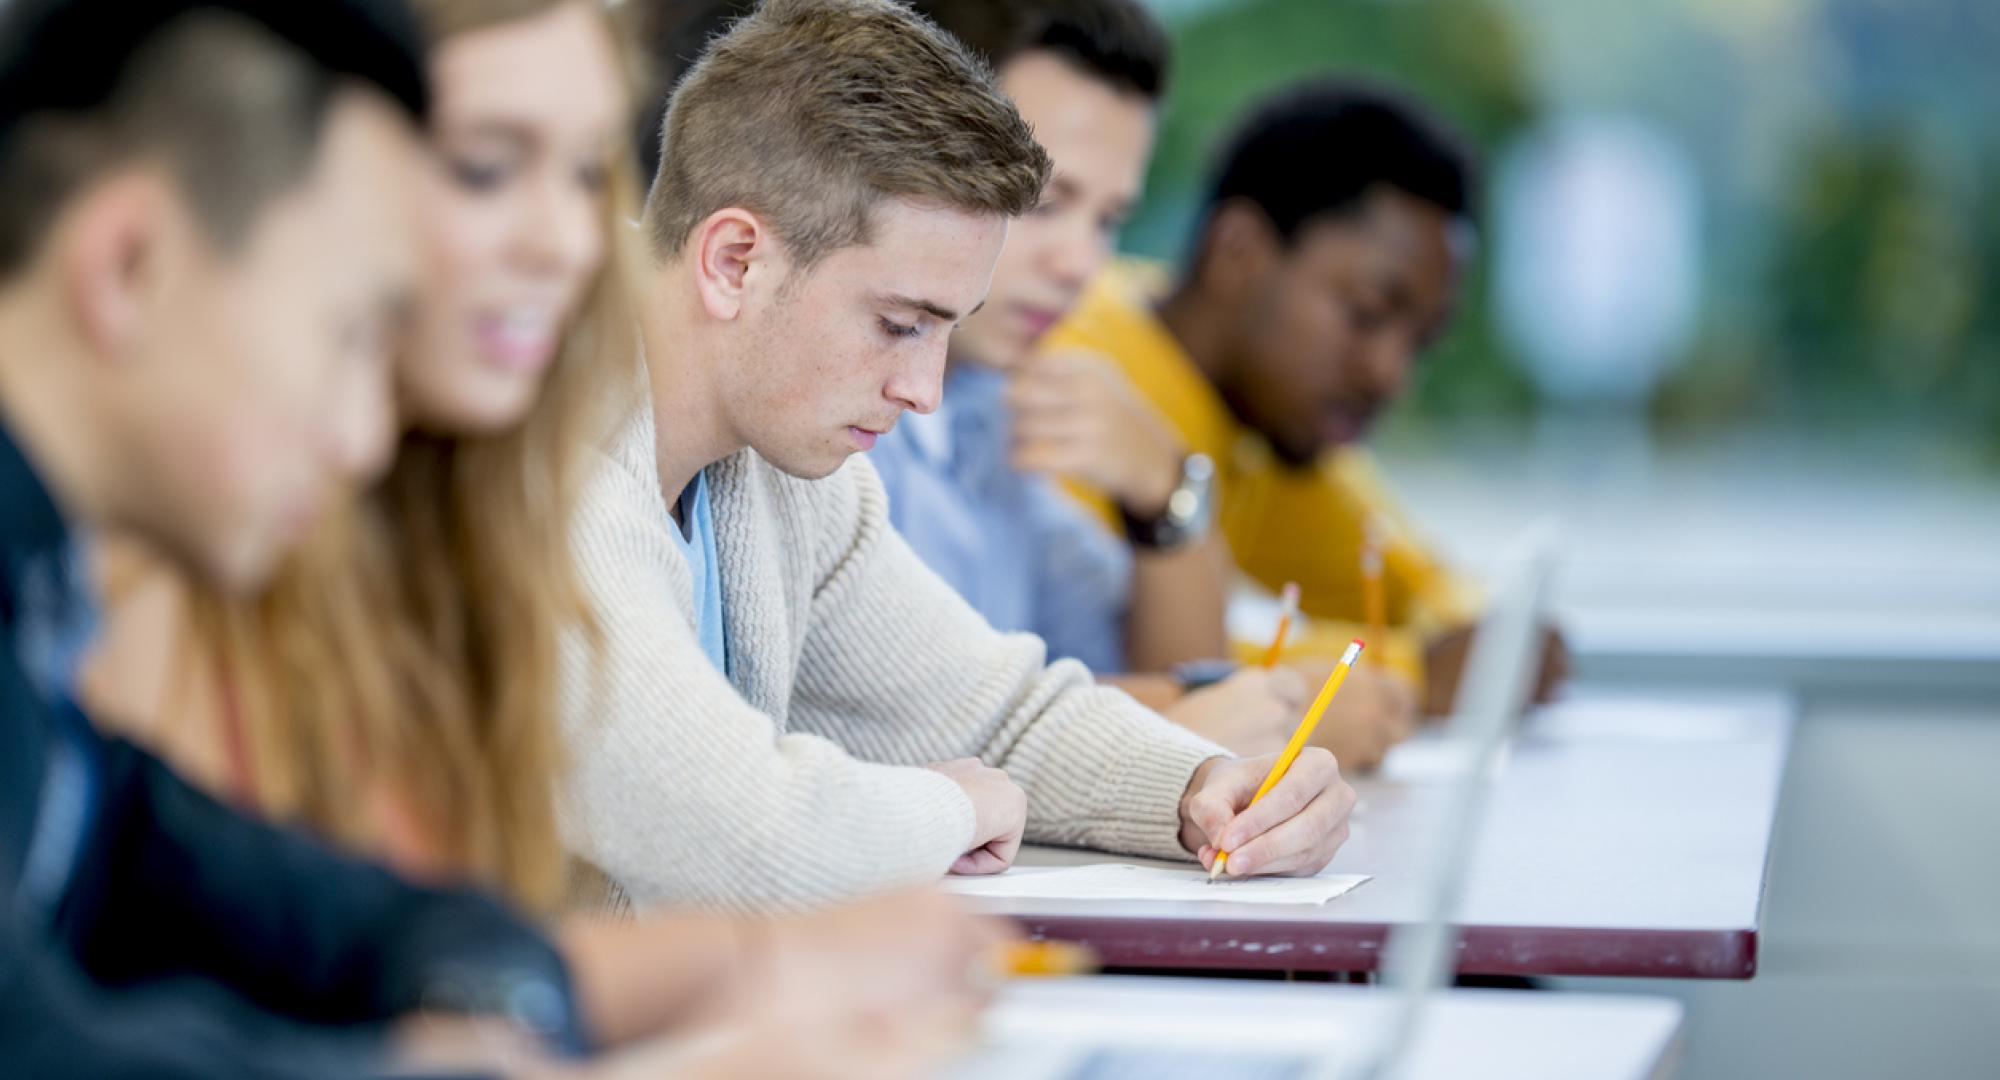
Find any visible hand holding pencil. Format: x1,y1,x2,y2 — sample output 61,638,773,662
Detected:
1176,641,1363,880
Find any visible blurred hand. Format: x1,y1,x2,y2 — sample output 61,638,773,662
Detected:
928,758,1027,874
551,997,981,1080
412,1003,980,1080
1178,751,1356,878
1423,622,1570,716
761,889,1016,1019
544,894,1000,1079
1006,349,1185,516
1281,656,1419,774
665,1000,981,1080
1162,667,1310,756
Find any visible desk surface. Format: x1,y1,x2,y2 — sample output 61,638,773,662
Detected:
958,977,1686,1080
978,689,1793,978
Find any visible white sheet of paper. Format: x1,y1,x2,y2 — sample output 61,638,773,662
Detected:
942,863,1371,905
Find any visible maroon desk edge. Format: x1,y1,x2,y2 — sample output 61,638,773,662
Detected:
1011,914,1758,979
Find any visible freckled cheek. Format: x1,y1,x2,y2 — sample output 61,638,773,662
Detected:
752,351,838,430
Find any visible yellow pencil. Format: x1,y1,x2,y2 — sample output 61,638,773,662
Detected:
1259,582,1302,669
1209,638,1365,882
1362,518,1387,655
991,940,1099,978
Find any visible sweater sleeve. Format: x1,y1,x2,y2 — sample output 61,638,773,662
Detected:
788,456,1227,862
559,448,979,915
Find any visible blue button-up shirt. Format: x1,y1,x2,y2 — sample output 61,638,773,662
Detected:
870,363,1132,673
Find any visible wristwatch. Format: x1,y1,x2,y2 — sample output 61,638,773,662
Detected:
1122,452,1215,552
1171,657,1241,693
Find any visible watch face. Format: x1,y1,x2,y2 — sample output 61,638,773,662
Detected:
1126,453,1216,550
1173,453,1215,528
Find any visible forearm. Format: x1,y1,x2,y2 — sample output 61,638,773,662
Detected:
556,914,750,1046
1124,533,1231,671
794,457,1220,861
997,669,1225,861
562,692,978,914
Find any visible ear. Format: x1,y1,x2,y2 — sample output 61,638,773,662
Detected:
1195,198,1280,303
60,171,180,359
688,207,775,323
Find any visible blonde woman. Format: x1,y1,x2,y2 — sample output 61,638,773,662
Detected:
92,0,630,912
86,0,1000,1071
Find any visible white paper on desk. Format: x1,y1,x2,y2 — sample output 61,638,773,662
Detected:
941,863,1370,905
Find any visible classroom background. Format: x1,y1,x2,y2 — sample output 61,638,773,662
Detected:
1130,0,1998,1076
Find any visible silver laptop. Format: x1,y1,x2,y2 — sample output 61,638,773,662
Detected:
955,524,1563,1080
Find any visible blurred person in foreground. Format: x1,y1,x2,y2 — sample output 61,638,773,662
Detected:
1,1,993,1077
0,1,579,1074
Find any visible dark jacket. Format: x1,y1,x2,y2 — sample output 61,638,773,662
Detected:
0,420,585,1078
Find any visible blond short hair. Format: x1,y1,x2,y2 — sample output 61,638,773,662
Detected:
644,0,1051,268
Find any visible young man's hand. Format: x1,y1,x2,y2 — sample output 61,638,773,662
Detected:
928,758,1027,874
1162,667,1310,756
1176,750,1356,878
1276,656,1419,774
1005,349,1184,517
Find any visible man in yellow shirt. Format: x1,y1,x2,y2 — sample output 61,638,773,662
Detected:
1044,78,1567,712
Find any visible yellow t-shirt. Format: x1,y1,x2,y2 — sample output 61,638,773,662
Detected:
1044,259,1481,682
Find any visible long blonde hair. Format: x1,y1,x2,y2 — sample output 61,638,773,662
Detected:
187,0,641,914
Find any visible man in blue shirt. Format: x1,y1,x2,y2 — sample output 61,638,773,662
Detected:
875,361,1134,674
872,0,1313,752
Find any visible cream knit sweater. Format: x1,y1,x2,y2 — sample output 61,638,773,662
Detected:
558,403,1226,915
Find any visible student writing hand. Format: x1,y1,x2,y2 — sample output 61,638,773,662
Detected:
1162,667,1311,757
1177,750,1356,878
927,757,1027,874
1005,349,1185,517
1284,657,1419,773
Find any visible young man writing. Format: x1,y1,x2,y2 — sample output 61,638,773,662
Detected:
563,0,1357,914
1045,78,1569,716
